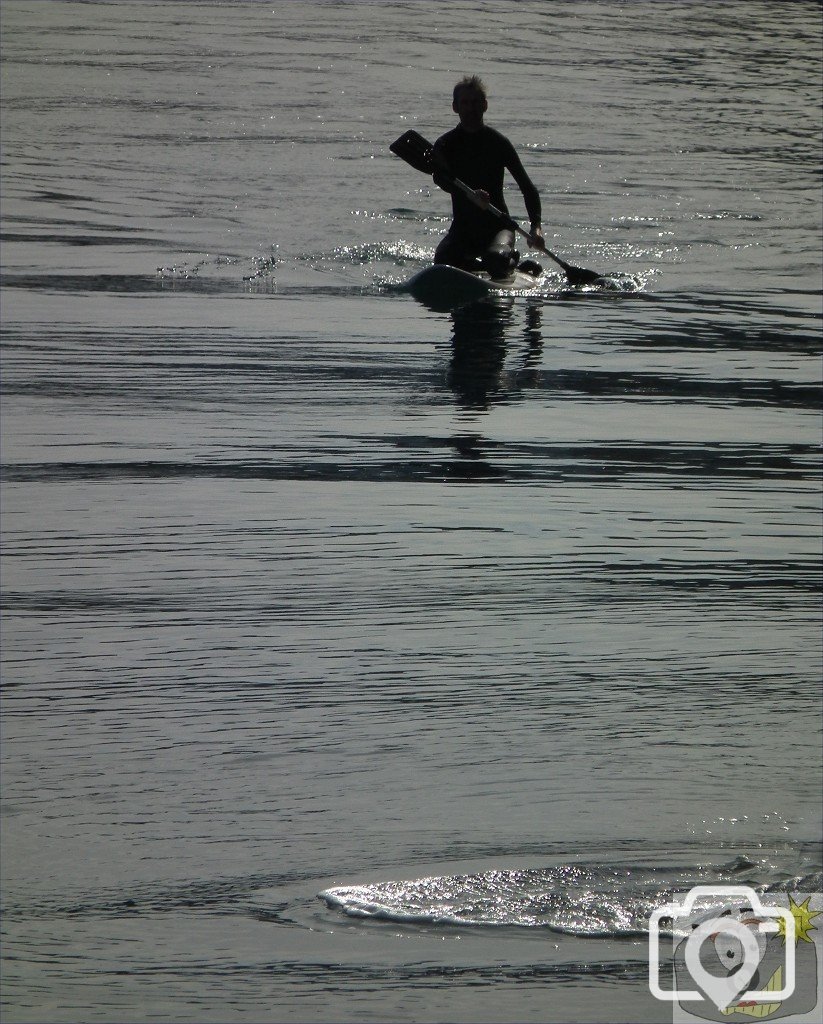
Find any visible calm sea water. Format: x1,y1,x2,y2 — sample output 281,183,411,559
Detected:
1,2,821,1022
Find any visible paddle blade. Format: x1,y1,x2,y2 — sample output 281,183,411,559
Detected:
389,130,438,174
564,264,604,287
531,237,604,287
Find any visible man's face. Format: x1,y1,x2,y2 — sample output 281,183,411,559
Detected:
453,88,487,131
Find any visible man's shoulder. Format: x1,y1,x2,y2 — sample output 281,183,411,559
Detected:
435,125,513,148
482,126,517,155
434,126,462,147
481,125,512,143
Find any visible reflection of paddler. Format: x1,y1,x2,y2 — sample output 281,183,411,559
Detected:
447,301,510,411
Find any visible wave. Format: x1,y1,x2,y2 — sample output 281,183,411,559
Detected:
320,856,823,936
2,439,819,487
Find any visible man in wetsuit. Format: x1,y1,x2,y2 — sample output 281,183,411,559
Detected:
433,75,544,279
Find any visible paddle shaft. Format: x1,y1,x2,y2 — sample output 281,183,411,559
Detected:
449,175,574,275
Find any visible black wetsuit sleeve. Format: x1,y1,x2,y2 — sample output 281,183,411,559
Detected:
431,139,455,195
432,168,456,194
505,145,542,225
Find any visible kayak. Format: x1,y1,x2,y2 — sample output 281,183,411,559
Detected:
406,263,543,307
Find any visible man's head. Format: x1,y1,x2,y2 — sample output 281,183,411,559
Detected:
452,75,487,131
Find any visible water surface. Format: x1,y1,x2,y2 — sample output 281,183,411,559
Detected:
1,2,821,1022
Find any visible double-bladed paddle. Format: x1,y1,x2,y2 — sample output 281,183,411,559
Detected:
390,129,604,287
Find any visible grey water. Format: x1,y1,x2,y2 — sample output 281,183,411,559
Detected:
1,2,821,1022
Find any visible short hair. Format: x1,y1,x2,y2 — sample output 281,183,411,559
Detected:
453,75,487,104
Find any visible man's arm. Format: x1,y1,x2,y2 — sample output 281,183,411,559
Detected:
505,145,543,245
433,138,493,210
431,138,456,194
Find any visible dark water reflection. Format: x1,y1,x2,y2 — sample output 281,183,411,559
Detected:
447,298,546,410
